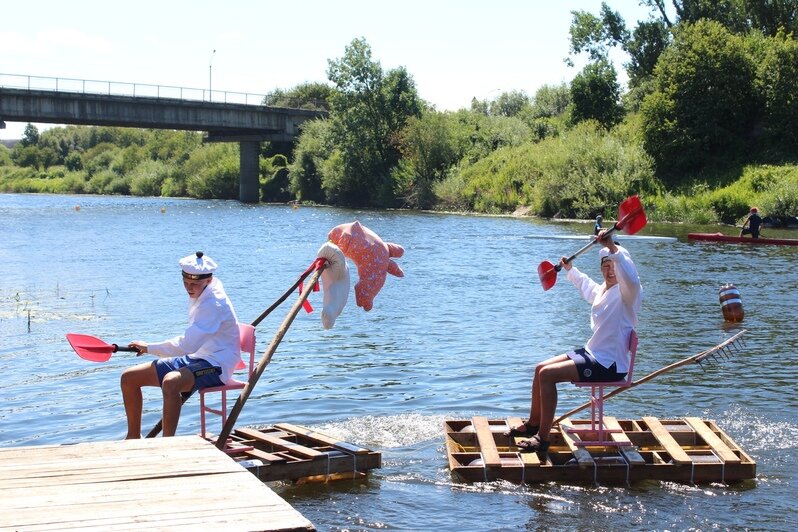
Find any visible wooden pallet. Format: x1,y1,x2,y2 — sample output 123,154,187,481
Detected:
445,416,756,484
216,423,381,483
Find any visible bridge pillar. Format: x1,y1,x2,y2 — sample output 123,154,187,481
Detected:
239,141,260,203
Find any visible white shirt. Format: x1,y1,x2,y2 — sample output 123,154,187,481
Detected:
147,278,242,384
565,246,642,373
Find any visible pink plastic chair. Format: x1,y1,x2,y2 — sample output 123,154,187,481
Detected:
568,330,637,446
199,323,256,439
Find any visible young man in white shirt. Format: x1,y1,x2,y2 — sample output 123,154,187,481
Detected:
121,252,241,438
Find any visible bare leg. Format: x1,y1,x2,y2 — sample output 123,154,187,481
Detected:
526,354,571,427
120,361,160,439
536,358,579,441
160,367,196,437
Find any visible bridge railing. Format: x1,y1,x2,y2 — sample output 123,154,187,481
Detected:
0,73,267,106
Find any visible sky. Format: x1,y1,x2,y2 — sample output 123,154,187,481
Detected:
1,0,655,140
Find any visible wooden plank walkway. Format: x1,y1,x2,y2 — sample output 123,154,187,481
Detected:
0,436,314,531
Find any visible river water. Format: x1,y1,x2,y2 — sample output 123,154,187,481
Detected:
1,193,796,531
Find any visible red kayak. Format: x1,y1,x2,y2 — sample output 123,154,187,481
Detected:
688,232,798,246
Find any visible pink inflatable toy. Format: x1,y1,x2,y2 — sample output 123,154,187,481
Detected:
327,221,404,311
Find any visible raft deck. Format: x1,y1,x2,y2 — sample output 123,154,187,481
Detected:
215,423,382,483
0,436,314,531
445,416,756,484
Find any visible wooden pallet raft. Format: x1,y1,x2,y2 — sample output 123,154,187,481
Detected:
444,417,756,484
222,423,381,483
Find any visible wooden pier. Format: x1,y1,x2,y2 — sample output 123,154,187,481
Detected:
445,416,756,484
0,436,314,531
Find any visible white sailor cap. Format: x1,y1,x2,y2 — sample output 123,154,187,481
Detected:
179,251,217,279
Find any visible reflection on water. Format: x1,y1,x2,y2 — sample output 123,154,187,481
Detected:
1,194,796,531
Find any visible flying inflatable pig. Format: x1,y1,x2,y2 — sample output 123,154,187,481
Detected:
327,221,404,311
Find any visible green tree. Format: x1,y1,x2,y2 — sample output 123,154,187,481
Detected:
264,82,333,111
569,59,624,129
756,30,798,150
490,90,531,117
20,124,40,147
640,20,758,178
288,119,333,203
396,112,459,208
325,37,422,206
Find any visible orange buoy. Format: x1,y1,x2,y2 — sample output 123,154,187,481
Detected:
719,283,744,322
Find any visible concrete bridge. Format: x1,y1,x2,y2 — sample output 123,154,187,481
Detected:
0,74,326,202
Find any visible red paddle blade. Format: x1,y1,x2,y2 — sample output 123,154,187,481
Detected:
66,333,115,362
538,260,558,291
617,195,647,235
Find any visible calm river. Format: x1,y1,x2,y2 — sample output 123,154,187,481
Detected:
1,193,796,530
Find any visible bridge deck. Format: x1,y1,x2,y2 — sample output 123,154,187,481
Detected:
0,435,314,531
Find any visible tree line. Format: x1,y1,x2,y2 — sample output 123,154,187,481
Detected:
2,1,797,225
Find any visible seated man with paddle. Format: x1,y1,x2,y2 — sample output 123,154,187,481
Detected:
120,252,241,438
507,230,643,455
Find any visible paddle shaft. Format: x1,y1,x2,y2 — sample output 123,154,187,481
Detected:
215,265,326,449
556,206,641,272
553,330,746,424
144,262,324,438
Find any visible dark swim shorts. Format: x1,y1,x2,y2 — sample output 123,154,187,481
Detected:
567,348,627,383
153,355,223,398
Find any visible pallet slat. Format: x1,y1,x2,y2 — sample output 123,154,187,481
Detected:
684,417,741,463
643,417,692,465
472,416,501,468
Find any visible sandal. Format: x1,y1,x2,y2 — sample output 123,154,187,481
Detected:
503,422,539,438
517,435,550,455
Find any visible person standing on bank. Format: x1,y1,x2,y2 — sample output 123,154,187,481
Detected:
121,252,241,438
594,215,603,236
739,207,762,239
505,230,642,455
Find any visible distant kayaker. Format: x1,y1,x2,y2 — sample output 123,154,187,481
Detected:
505,230,642,456
121,252,241,438
594,215,603,235
740,207,762,239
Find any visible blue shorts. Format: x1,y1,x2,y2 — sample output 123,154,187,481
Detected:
153,355,223,398
568,348,627,382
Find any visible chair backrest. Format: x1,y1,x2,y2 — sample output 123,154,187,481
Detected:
236,323,256,376
623,330,638,385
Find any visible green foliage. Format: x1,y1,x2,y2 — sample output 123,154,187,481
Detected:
129,159,170,196
260,154,291,202
528,83,571,119
755,30,798,151
647,192,719,224
641,20,758,180
569,59,624,129
490,90,531,117
0,145,11,167
184,144,240,200
264,82,333,111
439,121,660,216
568,3,629,62
396,112,460,208
288,119,332,203
21,124,40,147
325,37,422,206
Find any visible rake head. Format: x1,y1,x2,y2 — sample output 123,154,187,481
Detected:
695,330,747,370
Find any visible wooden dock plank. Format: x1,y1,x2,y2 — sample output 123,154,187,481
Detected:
558,418,595,467
604,416,646,465
684,417,741,463
0,436,314,531
235,427,324,459
471,416,501,468
643,416,692,465
274,423,370,455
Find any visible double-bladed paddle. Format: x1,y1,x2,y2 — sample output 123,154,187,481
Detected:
66,333,141,362
537,195,647,291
